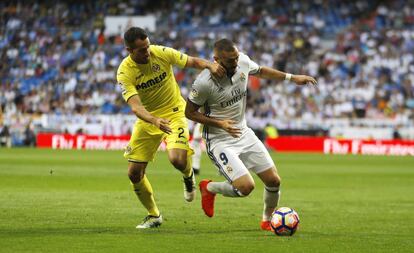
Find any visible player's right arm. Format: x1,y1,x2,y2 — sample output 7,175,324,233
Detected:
127,95,172,134
185,77,241,138
185,100,241,138
117,64,171,134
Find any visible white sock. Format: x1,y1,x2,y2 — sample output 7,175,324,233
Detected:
207,181,244,197
192,139,201,171
191,139,202,169
262,186,280,221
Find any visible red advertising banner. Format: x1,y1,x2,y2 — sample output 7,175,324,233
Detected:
37,133,414,156
36,133,130,150
266,136,414,156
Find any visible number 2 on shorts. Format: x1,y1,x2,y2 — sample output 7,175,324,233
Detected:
178,127,184,138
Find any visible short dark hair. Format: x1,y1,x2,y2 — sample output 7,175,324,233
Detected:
214,39,236,52
124,27,148,48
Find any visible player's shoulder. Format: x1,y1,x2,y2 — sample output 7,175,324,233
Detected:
238,52,251,64
150,45,174,56
117,56,134,75
150,44,163,54
118,56,129,68
195,69,214,84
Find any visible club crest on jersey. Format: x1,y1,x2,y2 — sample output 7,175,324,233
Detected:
226,165,233,174
152,63,160,72
190,88,199,98
240,73,246,82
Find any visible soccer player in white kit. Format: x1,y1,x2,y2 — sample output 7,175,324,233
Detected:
185,39,317,231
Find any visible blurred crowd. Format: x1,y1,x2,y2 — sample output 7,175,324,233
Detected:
0,0,413,143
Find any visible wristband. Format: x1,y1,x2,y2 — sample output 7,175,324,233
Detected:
285,73,292,81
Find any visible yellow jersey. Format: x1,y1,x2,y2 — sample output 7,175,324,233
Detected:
117,45,188,117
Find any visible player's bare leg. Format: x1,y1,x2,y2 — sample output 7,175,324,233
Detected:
168,148,196,202
128,162,162,229
257,167,281,231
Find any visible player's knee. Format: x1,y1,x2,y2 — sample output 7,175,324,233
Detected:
264,171,281,188
238,182,255,196
128,164,146,183
128,170,144,183
272,174,281,187
169,156,187,171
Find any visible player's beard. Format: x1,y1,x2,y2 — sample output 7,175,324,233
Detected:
225,66,237,77
139,56,150,64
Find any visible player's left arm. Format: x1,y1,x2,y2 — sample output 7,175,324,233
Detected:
185,57,226,78
254,66,317,86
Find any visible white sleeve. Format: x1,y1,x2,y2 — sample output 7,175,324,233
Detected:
188,77,210,106
245,54,260,75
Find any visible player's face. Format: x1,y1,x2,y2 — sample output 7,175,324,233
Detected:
215,48,239,77
128,38,151,64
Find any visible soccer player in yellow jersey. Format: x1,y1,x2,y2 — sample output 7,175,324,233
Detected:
117,27,225,229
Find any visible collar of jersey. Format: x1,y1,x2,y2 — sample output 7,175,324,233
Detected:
128,55,151,67
211,66,241,86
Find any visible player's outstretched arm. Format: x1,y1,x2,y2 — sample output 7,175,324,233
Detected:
254,66,317,86
185,57,226,79
185,99,241,138
127,95,172,134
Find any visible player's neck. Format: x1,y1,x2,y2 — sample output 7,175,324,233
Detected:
131,55,150,65
226,71,235,79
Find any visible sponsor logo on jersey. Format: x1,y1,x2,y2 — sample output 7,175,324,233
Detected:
220,90,247,108
136,72,167,90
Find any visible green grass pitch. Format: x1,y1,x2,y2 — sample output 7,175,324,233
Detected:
0,148,413,253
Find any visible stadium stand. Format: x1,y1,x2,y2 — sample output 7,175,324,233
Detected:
0,0,413,145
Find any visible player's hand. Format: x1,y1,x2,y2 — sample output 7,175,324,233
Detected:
218,119,241,138
153,118,172,134
291,75,317,86
209,61,226,79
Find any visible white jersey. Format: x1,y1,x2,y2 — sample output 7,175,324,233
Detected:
188,53,260,140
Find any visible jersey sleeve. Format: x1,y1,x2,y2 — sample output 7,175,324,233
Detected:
117,65,137,102
158,46,188,68
188,77,210,106
244,54,261,75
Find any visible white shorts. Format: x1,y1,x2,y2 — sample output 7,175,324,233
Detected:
205,128,275,182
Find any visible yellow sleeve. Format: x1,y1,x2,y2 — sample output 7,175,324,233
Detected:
156,45,188,68
117,66,137,102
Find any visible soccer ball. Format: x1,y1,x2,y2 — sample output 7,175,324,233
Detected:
270,207,300,236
